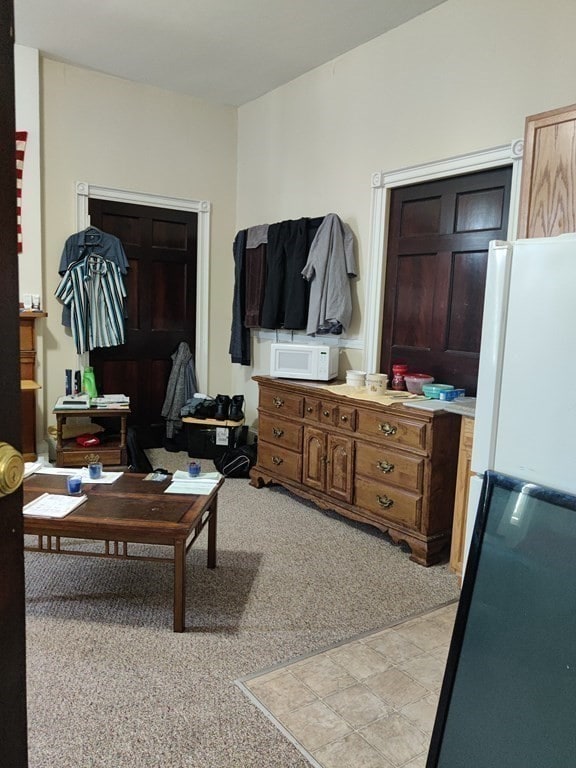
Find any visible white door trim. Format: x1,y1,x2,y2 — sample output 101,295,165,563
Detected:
362,140,524,374
75,181,211,393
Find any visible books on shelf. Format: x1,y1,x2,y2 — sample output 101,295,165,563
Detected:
54,394,91,410
23,492,87,518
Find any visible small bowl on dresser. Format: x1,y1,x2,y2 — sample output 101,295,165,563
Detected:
404,373,435,394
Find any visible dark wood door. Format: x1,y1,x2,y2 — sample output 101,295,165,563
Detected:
0,1,29,763
89,200,198,427
380,167,512,394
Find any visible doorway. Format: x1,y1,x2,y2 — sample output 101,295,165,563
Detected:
88,198,198,431
380,166,513,394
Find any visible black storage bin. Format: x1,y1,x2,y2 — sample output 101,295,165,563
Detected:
184,420,244,459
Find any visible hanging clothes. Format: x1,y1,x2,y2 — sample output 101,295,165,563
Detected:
301,213,357,336
58,227,129,328
244,224,269,329
260,216,324,330
229,229,251,365
161,341,197,439
55,253,127,354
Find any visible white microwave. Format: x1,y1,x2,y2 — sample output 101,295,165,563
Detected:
270,343,339,381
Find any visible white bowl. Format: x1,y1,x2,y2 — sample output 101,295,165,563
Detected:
346,370,366,387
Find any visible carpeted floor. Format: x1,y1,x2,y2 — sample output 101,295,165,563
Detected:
24,449,459,768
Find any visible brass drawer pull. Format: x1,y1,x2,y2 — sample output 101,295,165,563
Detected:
323,410,330,417
378,422,397,436
377,460,395,474
273,397,284,408
340,415,348,423
377,494,394,509
306,406,314,413
272,456,283,466
272,427,284,438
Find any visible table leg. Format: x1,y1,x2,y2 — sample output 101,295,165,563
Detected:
173,539,186,632
207,498,217,569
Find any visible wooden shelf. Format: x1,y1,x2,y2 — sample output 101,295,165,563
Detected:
20,312,46,461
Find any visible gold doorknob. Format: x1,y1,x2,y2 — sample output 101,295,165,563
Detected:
0,442,24,497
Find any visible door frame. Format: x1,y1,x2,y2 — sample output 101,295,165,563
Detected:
363,140,524,374
75,181,211,392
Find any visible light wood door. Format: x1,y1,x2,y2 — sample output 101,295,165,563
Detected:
0,1,29,762
449,416,474,580
518,102,576,238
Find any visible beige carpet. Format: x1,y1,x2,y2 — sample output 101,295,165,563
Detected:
24,448,459,768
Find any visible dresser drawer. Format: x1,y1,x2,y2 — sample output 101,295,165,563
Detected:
257,441,302,482
337,404,357,432
355,477,421,528
259,387,303,418
259,414,302,452
355,442,423,492
303,397,338,427
356,409,427,451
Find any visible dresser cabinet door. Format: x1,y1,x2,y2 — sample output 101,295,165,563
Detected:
303,427,326,491
325,433,354,503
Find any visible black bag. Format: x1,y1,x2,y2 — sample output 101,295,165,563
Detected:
214,443,257,478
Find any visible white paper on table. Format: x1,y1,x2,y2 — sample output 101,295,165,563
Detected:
36,466,123,484
164,480,219,496
24,461,44,478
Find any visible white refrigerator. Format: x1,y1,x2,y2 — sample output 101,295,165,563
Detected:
464,233,576,562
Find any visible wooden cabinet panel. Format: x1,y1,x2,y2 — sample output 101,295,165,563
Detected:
326,434,353,503
251,376,460,566
518,102,576,238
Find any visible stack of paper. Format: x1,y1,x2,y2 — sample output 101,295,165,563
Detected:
23,492,87,518
164,470,222,496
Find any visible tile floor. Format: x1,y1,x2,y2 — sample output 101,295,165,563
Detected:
237,601,458,768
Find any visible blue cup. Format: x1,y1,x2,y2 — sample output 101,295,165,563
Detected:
66,475,83,495
88,462,103,480
188,461,201,477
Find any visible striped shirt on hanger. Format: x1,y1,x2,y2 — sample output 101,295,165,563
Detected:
55,254,126,354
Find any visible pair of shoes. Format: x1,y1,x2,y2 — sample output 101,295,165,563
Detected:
214,394,244,421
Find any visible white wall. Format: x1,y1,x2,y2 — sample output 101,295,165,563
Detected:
40,60,237,436
235,0,576,422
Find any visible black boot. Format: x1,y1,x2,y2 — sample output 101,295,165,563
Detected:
229,395,244,422
215,394,231,420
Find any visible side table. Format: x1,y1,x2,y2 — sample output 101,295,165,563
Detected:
53,407,130,467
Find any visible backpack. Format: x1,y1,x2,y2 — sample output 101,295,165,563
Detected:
214,443,257,478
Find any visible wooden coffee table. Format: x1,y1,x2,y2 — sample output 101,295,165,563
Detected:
23,472,223,632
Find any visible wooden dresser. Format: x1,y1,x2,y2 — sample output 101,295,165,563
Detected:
250,376,461,566
19,310,47,460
